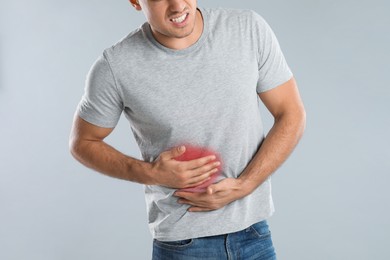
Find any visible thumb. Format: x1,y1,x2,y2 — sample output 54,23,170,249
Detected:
169,145,186,159
207,183,220,195
207,178,228,195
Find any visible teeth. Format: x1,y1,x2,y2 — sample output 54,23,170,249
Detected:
171,13,187,23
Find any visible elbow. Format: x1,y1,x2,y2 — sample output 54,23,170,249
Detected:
69,136,79,160
277,104,306,139
69,131,83,162
69,137,88,167
275,104,306,136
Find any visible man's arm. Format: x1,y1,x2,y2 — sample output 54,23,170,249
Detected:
174,77,306,211
69,115,220,188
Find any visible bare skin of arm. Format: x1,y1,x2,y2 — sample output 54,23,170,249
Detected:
174,77,306,211
69,116,221,189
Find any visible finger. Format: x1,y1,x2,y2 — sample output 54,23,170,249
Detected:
182,161,220,182
174,190,194,198
187,168,219,185
188,207,214,212
178,198,210,209
183,155,218,170
187,176,211,187
177,198,194,205
190,160,221,176
174,191,201,199
207,181,224,195
173,161,218,187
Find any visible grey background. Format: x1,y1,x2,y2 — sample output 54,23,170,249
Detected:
1,0,389,259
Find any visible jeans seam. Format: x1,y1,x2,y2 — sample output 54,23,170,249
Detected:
154,239,194,249
250,226,271,239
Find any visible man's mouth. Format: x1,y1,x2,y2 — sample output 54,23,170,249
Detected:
170,13,188,24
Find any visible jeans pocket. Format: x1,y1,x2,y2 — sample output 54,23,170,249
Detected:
249,221,271,239
154,238,194,249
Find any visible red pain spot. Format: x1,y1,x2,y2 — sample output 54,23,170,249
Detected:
174,144,222,193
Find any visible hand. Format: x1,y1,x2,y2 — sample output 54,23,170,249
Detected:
151,146,221,189
174,178,247,212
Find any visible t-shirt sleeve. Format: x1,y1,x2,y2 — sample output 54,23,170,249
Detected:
253,12,293,93
77,53,123,128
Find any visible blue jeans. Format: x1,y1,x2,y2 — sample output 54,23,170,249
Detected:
152,220,276,260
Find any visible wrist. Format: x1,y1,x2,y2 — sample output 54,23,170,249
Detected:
236,176,257,197
126,157,157,185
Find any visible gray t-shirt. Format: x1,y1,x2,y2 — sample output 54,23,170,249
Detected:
77,7,292,241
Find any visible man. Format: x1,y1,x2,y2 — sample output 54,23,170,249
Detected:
69,0,306,259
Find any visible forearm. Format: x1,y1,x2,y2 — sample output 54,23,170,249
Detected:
69,115,219,188
238,110,306,195
70,139,154,184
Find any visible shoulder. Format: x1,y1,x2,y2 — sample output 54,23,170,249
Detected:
203,7,265,23
102,23,149,64
202,7,268,33
202,7,254,17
